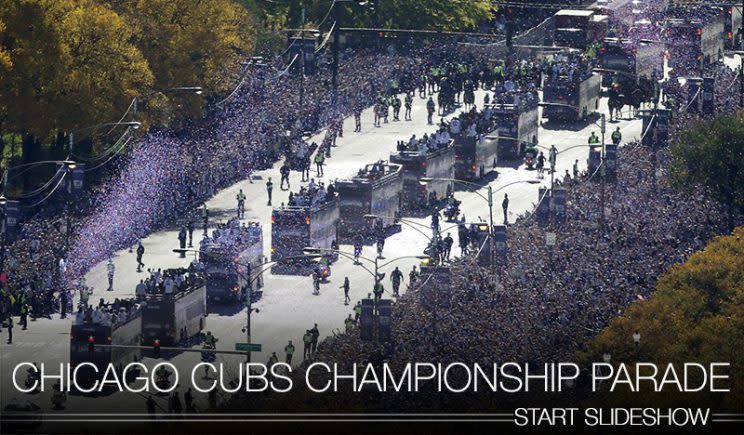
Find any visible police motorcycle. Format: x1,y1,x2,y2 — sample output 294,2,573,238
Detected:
24,364,41,393
51,383,67,410
443,197,461,222
312,258,331,282
523,144,537,170
154,365,173,392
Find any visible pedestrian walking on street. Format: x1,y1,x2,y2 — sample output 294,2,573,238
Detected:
266,177,273,206
392,95,401,121
354,108,362,132
408,265,418,289
285,340,295,365
302,330,312,359
340,277,350,305
178,228,187,257
310,324,319,354
611,127,622,145
345,314,355,332
136,242,145,273
443,233,454,260
502,193,509,224
573,159,580,179
107,259,116,291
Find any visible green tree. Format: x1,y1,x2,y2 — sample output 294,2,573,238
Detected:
581,227,744,410
669,112,744,231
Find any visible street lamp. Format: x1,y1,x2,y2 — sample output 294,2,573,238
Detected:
418,177,539,267
172,247,313,362
302,246,428,296
133,87,204,122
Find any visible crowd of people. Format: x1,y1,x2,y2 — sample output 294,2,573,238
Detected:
285,180,337,209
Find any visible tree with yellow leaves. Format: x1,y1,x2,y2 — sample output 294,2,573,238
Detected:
580,226,744,410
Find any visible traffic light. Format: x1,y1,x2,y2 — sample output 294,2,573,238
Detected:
376,299,392,342
153,338,161,358
360,299,374,341
87,335,95,352
369,0,377,12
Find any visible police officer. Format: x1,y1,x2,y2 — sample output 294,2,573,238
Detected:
344,314,355,332
284,340,295,364
178,228,187,257
302,330,312,359
310,324,319,353
611,127,622,145
280,163,291,190
204,331,218,348
408,265,418,289
268,352,279,366
390,267,403,297
353,301,362,321
236,189,246,218
312,150,324,176
373,280,384,301
186,219,195,247
266,177,273,206
392,95,401,121
443,233,454,260
588,132,600,145
20,303,28,330
106,259,116,290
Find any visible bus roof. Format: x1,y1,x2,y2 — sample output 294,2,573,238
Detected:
555,9,595,17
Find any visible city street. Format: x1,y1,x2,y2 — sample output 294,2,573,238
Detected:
0,84,643,413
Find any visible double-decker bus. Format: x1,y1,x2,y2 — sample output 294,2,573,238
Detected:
390,142,455,212
141,271,206,346
69,308,142,385
336,161,403,242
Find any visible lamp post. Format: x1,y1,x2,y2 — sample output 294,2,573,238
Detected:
419,178,540,268
173,248,310,362
133,87,203,122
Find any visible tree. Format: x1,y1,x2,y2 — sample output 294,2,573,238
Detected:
669,112,744,231
106,0,256,124
580,227,744,410
0,0,153,163
247,0,494,32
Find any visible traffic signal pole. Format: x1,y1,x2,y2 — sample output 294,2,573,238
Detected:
600,113,606,231
332,3,341,105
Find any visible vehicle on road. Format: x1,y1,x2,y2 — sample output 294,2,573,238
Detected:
489,100,539,160
69,306,142,386
201,219,264,303
543,71,601,122
598,37,663,88
390,141,455,213
552,9,609,50
337,161,403,242
271,192,339,275
664,16,724,75
142,271,206,346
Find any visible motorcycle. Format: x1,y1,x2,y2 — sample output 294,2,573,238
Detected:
443,202,460,222
200,343,216,363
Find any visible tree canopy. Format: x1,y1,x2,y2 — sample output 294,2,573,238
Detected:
669,112,744,231
581,226,744,409
0,0,254,159
245,0,494,32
